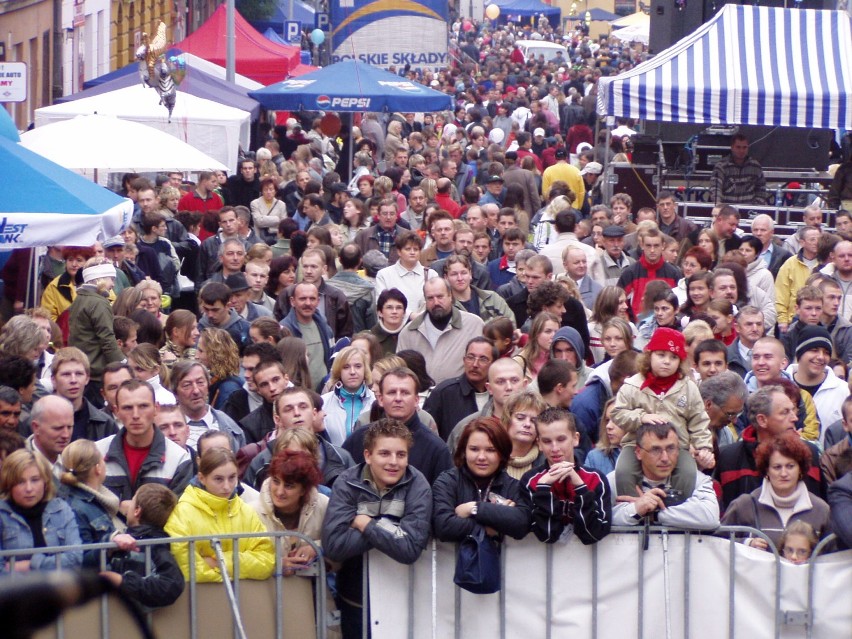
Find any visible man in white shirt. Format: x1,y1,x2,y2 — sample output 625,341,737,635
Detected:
375,231,438,319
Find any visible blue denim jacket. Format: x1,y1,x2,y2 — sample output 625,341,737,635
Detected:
0,498,83,571
62,484,117,568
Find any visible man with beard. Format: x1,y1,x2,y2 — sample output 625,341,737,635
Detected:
396,278,484,385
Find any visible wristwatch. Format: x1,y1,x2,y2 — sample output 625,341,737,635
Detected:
470,504,478,516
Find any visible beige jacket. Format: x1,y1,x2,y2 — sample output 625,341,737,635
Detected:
253,480,328,553
612,373,713,450
396,307,485,385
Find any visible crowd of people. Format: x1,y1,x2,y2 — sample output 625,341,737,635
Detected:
0,15,851,639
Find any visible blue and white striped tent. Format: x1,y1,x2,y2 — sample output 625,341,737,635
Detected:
597,5,852,129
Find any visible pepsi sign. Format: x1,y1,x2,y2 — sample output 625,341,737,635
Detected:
315,95,372,109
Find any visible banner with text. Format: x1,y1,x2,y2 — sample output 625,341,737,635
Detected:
331,0,449,71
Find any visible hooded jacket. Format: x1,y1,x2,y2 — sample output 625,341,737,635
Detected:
775,250,817,327
327,271,376,333
551,326,589,387
110,523,184,608
323,383,376,446
165,483,275,583
452,286,517,328
68,285,125,382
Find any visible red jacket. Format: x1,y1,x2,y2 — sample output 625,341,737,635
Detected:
435,192,461,218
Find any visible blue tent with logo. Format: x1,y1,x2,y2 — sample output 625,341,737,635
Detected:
248,59,452,112
0,110,132,248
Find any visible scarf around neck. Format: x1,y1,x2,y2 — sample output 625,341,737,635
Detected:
641,372,680,395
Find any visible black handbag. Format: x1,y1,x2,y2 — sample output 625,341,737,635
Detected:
453,525,502,594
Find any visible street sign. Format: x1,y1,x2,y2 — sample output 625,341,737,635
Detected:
316,12,329,31
0,63,27,103
284,21,302,44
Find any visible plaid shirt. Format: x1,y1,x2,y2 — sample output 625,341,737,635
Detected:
375,227,396,257
710,156,768,204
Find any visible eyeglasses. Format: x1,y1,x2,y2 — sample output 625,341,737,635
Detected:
464,354,491,365
724,410,743,420
639,445,679,458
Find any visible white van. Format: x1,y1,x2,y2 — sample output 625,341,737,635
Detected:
514,39,569,63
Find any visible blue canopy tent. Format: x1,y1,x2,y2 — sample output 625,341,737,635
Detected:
250,60,452,179
597,5,852,129
249,59,453,112
0,133,132,248
76,49,261,119
263,27,290,46
493,0,561,26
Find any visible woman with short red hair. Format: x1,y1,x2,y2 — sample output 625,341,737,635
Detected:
721,431,830,550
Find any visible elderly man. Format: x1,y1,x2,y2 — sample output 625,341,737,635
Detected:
727,306,765,378
599,225,634,286
171,360,246,450
540,210,605,282
699,371,747,449
751,214,793,278
396,278,484,385
784,205,823,255
563,246,602,309
27,395,74,473
710,134,767,205
716,384,822,510
610,422,719,529
423,337,496,441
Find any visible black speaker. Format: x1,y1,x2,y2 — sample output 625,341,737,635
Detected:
648,0,705,54
611,165,659,211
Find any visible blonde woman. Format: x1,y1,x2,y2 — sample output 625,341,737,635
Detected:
198,328,243,410
136,279,167,325
533,195,573,251
127,343,176,404
321,346,375,446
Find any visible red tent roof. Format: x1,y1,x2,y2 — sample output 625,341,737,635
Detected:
175,5,300,86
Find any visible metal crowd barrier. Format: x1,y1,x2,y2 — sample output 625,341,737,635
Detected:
364,526,850,639
0,530,327,639
2,528,848,639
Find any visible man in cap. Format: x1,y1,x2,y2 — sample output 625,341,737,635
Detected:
579,162,603,215
788,325,849,443
102,236,133,292
479,175,506,207
599,225,634,286
226,273,272,322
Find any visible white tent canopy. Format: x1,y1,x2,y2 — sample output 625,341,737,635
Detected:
34,85,250,171
598,5,852,129
611,22,649,45
20,114,228,173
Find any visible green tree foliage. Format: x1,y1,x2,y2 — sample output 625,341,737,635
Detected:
236,0,276,22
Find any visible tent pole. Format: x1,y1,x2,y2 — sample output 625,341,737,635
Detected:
348,112,354,183
226,0,236,83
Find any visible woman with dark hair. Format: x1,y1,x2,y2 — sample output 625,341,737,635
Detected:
680,272,714,321
267,256,298,299
637,289,682,344
289,231,308,261
696,228,720,268
589,286,636,364
431,418,531,543
339,199,370,242
396,350,435,404
129,309,164,348
673,246,712,306
721,432,831,550
739,235,776,297
253,449,328,575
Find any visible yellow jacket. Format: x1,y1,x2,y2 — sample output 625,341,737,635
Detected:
40,274,76,322
165,484,275,583
774,253,813,327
